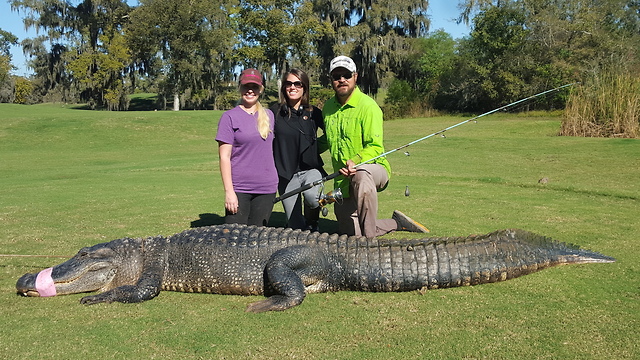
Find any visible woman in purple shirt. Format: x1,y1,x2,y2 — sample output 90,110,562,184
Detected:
215,69,278,226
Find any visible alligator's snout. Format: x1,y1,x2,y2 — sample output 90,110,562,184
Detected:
16,268,57,297
16,272,39,297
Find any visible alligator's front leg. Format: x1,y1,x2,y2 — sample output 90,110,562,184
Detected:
80,274,163,304
81,236,166,305
246,245,332,313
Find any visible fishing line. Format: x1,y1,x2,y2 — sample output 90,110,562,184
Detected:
274,82,578,203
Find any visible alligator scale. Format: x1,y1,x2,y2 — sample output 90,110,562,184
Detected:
16,224,614,312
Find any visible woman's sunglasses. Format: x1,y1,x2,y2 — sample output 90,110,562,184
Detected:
284,81,303,89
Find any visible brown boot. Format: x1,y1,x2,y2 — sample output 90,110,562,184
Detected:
392,210,429,233
304,205,321,232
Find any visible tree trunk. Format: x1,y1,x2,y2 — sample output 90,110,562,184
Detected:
173,93,180,111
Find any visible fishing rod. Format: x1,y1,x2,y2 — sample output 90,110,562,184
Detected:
0,254,71,258
273,82,578,204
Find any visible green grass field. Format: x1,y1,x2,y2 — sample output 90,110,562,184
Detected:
1,103,638,359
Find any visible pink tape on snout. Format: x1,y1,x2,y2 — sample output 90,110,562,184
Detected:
35,267,57,297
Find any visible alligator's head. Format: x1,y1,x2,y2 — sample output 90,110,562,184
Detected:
16,237,143,297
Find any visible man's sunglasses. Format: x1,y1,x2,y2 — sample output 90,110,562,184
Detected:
331,72,353,81
284,81,303,89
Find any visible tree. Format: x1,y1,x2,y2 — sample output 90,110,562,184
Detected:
441,5,533,111
458,0,503,25
70,0,132,109
0,29,18,85
0,54,11,85
0,53,14,103
383,31,457,118
441,0,640,112
238,0,295,74
67,32,132,110
310,0,430,94
0,30,18,56
10,0,132,107
458,0,640,75
126,0,239,110
524,0,640,69
237,0,328,80
11,0,77,102
415,30,457,101
21,38,73,102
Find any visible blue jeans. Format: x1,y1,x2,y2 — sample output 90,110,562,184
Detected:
278,169,323,230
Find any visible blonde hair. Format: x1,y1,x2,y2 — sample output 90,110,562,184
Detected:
255,101,271,139
239,83,271,139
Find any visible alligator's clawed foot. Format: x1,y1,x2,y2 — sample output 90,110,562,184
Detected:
245,295,302,313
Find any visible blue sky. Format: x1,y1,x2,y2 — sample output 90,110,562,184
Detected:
1,1,470,77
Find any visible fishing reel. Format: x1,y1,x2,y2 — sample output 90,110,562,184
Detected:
317,186,343,217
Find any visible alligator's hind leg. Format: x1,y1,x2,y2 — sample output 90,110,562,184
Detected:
246,245,330,313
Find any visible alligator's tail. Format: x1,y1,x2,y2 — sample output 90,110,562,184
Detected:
428,228,617,289
345,228,616,292
556,248,616,264
504,228,616,265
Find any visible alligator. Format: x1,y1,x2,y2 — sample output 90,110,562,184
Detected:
16,224,615,312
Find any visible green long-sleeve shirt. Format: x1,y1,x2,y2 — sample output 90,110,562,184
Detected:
322,86,391,197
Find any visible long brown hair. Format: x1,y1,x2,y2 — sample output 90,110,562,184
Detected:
279,68,312,113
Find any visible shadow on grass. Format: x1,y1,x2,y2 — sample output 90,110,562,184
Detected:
190,211,339,233
269,211,340,233
128,95,158,111
65,94,160,111
190,213,225,228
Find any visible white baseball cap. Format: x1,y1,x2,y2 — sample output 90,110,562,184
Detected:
329,56,357,73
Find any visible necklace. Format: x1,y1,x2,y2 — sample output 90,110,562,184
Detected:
241,104,257,115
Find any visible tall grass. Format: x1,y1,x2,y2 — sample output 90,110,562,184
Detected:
562,66,640,138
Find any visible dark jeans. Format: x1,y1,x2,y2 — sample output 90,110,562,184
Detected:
225,192,275,227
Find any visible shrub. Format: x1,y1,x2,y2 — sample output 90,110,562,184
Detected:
382,79,437,119
13,77,35,104
214,88,240,110
309,86,334,109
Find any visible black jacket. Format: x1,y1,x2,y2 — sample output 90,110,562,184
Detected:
271,103,327,180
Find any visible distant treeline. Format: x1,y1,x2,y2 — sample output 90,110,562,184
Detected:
1,0,639,134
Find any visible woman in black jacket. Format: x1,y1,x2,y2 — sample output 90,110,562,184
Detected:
271,68,326,231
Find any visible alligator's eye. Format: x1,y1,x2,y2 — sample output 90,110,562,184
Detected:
77,247,115,259
89,262,112,271
91,247,116,258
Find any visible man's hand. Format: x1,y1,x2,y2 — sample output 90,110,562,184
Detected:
339,159,357,177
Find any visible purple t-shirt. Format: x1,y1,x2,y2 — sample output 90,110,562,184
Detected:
215,106,278,194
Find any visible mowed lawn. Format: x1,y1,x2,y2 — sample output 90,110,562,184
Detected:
0,103,638,359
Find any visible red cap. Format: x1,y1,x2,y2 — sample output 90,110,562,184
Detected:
239,69,263,86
